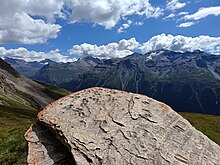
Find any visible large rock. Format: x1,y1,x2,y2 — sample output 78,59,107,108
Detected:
25,87,220,165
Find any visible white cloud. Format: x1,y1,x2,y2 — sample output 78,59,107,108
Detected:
0,0,163,43
178,21,195,27
0,0,62,44
70,34,220,59
134,22,144,26
117,20,132,33
66,0,163,29
166,0,186,11
117,20,144,33
24,0,65,20
69,38,140,58
0,47,76,63
164,13,176,19
183,6,220,21
2,34,220,62
140,33,220,55
178,11,189,16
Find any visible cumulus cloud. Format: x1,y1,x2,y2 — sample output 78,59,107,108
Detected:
0,47,76,63
183,6,220,21
2,34,220,61
166,0,186,11
178,21,195,27
140,33,220,55
0,0,62,44
24,0,65,20
69,38,140,58
117,20,144,33
117,20,132,33
0,0,164,43
66,0,163,29
69,34,220,59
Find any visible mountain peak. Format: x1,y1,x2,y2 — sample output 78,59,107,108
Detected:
193,49,203,53
4,57,25,64
0,58,20,77
40,59,55,64
129,52,144,57
79,56,103,65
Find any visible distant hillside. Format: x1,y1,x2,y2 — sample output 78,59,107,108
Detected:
180,112,220,145
34,56,102,85
0,58,71,164
33,50,220,115
0,58,70,109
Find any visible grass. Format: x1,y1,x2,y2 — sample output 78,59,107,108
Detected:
35,80,71,100
0,93,37,111
179,112,220,145
0,105,36,165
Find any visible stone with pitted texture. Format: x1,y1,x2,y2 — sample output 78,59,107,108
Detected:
25,87,220,165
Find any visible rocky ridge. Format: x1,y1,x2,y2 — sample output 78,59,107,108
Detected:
0,58,53,108
25,87,220,165
0,57,71,109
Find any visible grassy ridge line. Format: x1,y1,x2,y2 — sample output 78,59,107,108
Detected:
34,80,71,100
179,112,220,145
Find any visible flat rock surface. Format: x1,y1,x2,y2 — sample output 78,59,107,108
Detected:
25,87,220,165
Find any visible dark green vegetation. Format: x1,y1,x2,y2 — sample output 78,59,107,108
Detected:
180,112,220,145
0,83,70,165
33,50,220,115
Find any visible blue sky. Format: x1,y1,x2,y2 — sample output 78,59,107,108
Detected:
0,0,220,62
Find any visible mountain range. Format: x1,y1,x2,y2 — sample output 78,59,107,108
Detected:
4,57,55,77
29,50,220,115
